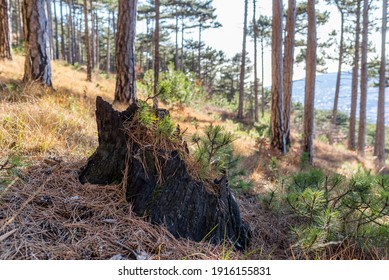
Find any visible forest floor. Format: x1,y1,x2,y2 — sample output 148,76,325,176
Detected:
0,55,387,260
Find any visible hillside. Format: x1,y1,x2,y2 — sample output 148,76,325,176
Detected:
0,56,388,260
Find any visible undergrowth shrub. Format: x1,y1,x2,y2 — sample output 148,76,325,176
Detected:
191,124,249,189
266,168,389,258
143,65,203,105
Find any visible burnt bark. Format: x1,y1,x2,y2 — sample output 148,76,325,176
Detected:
79,97,250,249
22,0,52,86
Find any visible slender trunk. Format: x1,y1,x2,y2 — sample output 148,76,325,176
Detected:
238,0,248,120
357,0,369,157
18,0,24,42
253,0,259,122
174,5,179,70
271,0,286,153
374,0,387,165
22,0,52,86
348,0,361,151
53,0,59,59
153,0,160,108
66,0,72,63
0,0,12,60
95,12,99,70
90,0,94,69
59,0,65,60
283,0,296,146
83,0,91,81
8,0,12,46
303,0,317,164
15,0,20,44
114,0,138,104
197,23,202,77
261,34,265,117
106,9,110,74
71,1,76,63
46,0,53,60
332,10,345,126
181,18,184,71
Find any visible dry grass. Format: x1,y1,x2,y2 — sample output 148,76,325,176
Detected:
1,55,386,260
0,160,246,260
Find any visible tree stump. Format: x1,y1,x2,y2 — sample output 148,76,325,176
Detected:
79,97,250,249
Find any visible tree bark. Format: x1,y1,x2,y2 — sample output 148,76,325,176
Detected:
22,0,52,86
153,0,160,108
53,0,59,60
114,0,138,104
332,9,345,126
0,0,12,60
95,12,99,70
46,0,53,60
348,0,361,151
374,0,387,166
59,0,65,60
253,0,259,122
283,0,296,147
66,0,72,63
271,0,286,153
357,0,369,157
79,97,250,249
237,0,248,120
303,0,317,164
106,10,111,74
90,0,95,69
83,0,92,81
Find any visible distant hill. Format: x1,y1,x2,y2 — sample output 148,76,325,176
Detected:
292,72,389,125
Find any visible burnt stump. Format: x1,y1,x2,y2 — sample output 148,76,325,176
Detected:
79,97,250,249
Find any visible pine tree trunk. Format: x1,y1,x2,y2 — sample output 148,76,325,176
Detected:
303,0,317,164
174,5,179,71
59,0,65,60
22,0,52,86
180,18,184,71
18,0,24,43
46,0,53,60
358,0,369,157
66,0,72,63
271,0,286,153
261,35,265,117
15,0,20,44
253,0,259,122
114,0,138,104
90,0,95,69
153,0,160,107
348,0,361,151
83,0,92,81
95,12,99,70
53,0,59,60
332,10,345,126
374,0,387,166
106,10,110,74
0,0,12,60
237,0,248,120
283,0,296,147
347,0,361,150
